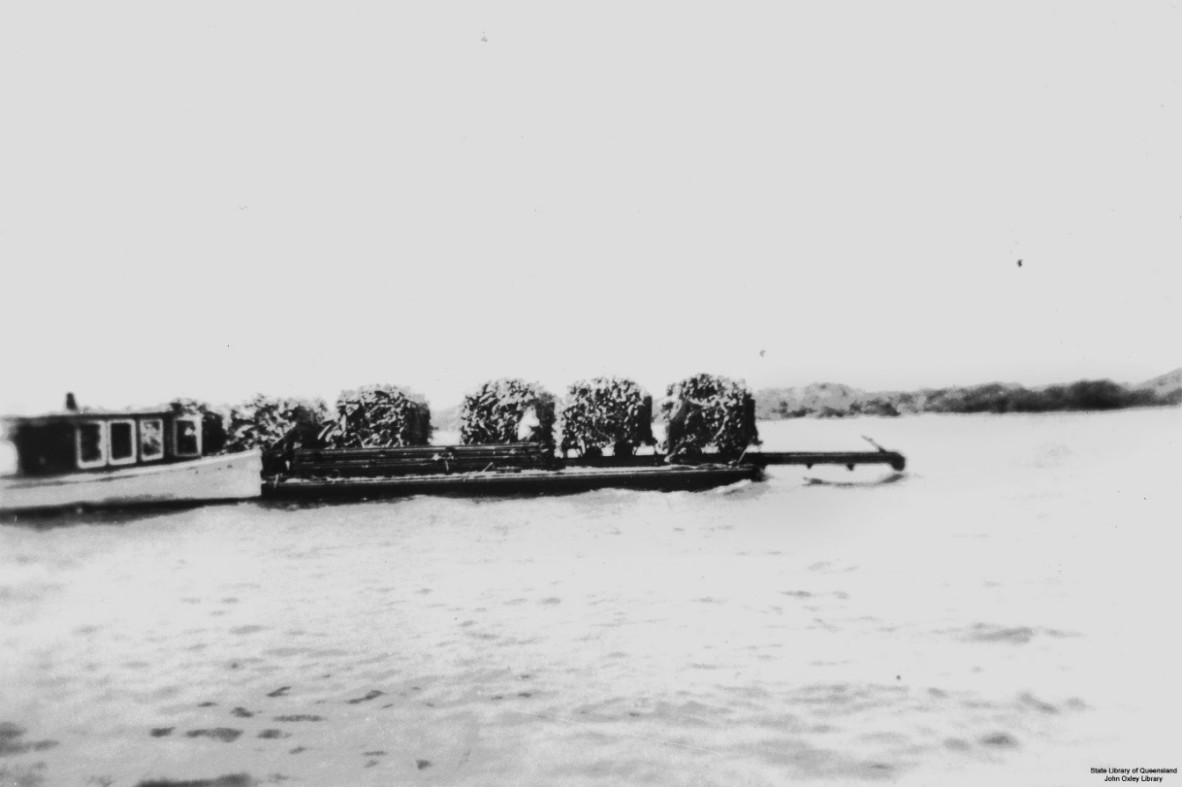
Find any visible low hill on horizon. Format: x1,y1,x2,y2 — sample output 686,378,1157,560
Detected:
1136,367,1182,398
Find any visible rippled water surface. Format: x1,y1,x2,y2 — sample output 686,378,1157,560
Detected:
2,410,1179,786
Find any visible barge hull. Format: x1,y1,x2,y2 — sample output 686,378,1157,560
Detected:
265,463,761,500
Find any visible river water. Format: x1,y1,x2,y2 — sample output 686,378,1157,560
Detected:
1,410,1179,786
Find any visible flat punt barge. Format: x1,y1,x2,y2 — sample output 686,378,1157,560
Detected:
260,442,905,500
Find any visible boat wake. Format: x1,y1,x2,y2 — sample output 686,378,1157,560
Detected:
709,478,757,495
803,471,908,488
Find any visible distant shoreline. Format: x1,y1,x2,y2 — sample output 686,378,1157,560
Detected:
753,369,1181,421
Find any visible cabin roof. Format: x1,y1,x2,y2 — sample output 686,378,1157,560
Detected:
2,410,179,427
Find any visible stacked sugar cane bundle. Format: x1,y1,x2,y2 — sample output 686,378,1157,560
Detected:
662,373,760,458
322,384,432,448
459,378,556,449
169,399,229,454
223,395,331,452
559,377,655,457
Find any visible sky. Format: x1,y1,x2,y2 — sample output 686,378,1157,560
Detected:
1,2,1179,414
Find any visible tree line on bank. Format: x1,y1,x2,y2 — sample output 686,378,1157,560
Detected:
757,375,1182,419
173,373,759,459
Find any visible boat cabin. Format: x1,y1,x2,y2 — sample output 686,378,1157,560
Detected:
3,410,206,476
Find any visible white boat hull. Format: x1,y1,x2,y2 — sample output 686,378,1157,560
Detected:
0,450,263,512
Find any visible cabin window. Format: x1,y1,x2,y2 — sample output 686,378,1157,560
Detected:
139,418,164,461
76,421,107,469
173,416,202,458
108,419,137,465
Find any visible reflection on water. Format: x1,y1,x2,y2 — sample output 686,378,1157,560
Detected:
1,410,1179,786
